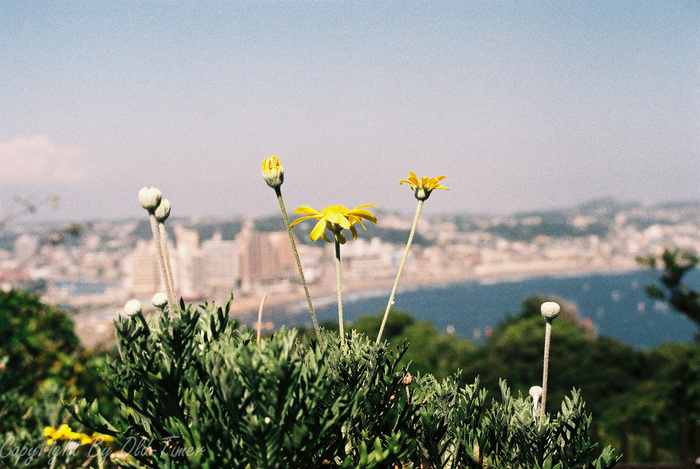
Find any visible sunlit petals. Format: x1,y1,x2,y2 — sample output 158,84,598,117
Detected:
291,204,378,243
398,171,448,201
293,206,321,216
309,219,327,241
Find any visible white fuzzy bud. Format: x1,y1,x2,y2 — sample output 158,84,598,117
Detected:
541,301,560,320
138,187,162,212
154,199,171,222
123,299,142,317
529,385,543,414
529,385,543,400
152,292,168,309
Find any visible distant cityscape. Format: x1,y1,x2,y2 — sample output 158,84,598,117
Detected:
1,199,698,324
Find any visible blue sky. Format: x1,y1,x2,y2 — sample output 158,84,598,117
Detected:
1,1,697,221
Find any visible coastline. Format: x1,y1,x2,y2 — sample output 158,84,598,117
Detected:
73,261,644,350
226,261,643,318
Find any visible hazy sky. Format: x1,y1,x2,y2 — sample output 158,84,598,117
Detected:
1,1,698,222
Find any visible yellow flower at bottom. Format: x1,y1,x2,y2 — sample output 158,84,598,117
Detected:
44,424,73,445
291,204,378,244
399,171,448,201
43,424,114,446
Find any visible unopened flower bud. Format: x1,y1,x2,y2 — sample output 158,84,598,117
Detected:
154,199,171,222
123,299,142,317
529,385,543,413
261,155,284,188
152,292,168,309
138,187,162,212
541,302,560,320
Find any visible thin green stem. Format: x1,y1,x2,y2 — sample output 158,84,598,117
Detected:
159,222,177,315
136,311,150,332
540,320,552,420
334,233,345,348
376,199,423,344
149,215,174,314
275,187,323,347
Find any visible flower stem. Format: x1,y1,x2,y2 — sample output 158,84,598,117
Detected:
334,233,345,348
257,294,267,344
541,320,552,420
376,199,423,344
149,215,174,314
159,222,177,315
275,187,323,347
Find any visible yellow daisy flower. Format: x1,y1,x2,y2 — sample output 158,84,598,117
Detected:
291,204,378,244
261,155,284,188
44,424,73,445
398,171,448,201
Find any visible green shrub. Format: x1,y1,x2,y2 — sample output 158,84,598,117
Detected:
0,290,115,468
72,297,620,468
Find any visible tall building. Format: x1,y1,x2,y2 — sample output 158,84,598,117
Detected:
124,240,162,296
14,234,39,266
237,222,297,292
337,237,395,279
198,232,239,297
174,224,199,299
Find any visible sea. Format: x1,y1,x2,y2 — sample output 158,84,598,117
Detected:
279,269,699,350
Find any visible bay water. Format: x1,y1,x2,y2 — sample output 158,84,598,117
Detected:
283,269,698,349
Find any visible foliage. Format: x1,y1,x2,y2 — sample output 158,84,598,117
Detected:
69,296,618,468
638,247,700,329
347,311,476,381
72,299,418,468
0,290,115,468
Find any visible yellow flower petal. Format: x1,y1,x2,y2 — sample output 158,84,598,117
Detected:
309,220,327,241
290,214,317,228
293,206,321,216
291,203,377,244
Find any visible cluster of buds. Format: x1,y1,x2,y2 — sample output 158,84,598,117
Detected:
137,187,176,315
